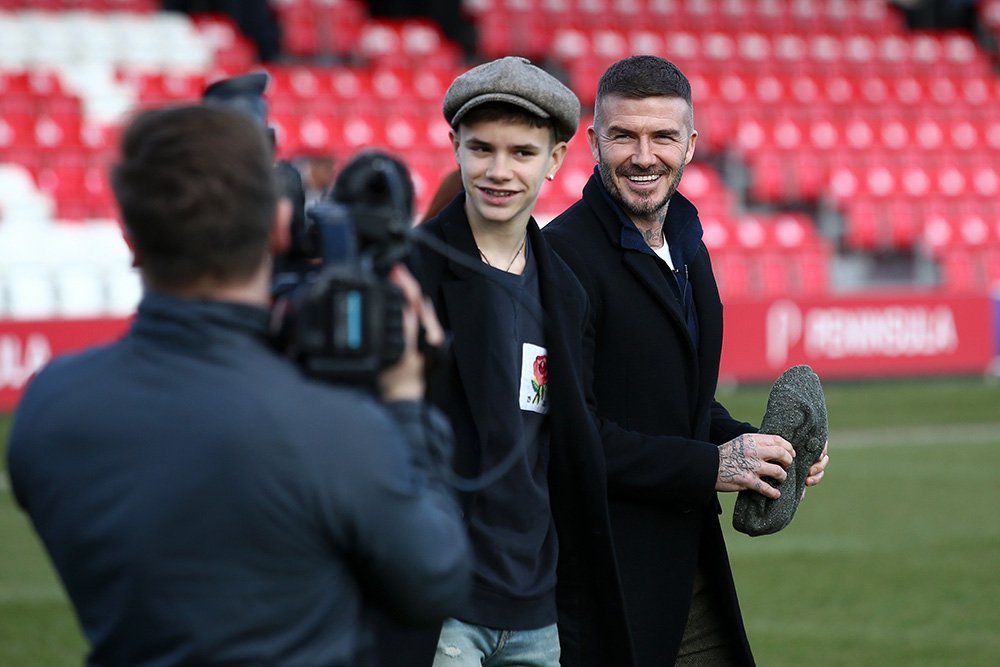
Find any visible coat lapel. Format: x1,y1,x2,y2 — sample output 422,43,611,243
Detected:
583,178,696,356
436,207,507,440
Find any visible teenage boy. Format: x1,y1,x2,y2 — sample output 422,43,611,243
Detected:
401,56,632,667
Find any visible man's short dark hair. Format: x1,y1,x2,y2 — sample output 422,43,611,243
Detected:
456,101,558,145
595,56,694,128
111,104,277,289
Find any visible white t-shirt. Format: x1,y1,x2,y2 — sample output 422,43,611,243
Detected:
652,240,675,270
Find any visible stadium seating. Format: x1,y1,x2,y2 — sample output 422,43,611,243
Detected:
2,0,1000,320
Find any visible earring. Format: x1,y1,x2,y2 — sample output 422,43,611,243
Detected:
546,173,555,181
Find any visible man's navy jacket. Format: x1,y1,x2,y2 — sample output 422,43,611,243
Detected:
8,292,470,666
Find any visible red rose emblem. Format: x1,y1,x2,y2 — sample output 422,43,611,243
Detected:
533,355,548,386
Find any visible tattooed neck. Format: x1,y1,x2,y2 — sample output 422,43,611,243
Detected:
643,225,665,249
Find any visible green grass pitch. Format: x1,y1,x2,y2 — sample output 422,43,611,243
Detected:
2,376,999,665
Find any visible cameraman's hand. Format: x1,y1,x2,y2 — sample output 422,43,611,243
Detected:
377,264,444,402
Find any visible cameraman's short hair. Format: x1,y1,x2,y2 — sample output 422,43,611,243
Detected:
112,104,277,290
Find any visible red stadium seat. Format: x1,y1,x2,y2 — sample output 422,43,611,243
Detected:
340,115,385,151
662,30,703,65
842,33,878,72
861,161,899,199
369,67,409,102
421,115,454,152
986,248,1000,288
0,112,34,150
771,32,808,70
716,72,751,105
700,215,730,252
326,67,372,103
712,250,752,300
629,29,666,57
747,153,785,202
268,113,302,158
295,114,340,155
983,118,1000,151
794,244,830,295
789,150,831,201
34,113,83,152
546,163,592,212
411,67,461,109
935,163,970,198
911,117,945,151
753,250,793,297
956,76,992,107
282,11,320,57
947,118,980,151
842,198,879,250
899,164,932,199
842,116,875,151
957,212,991,247
737,32,774,65
921,210,954,256
383,114,425,153
784,73,821,105
877,117,911,152
770,212,814,249
940,248,981,291
806,116,839,151
734,214,768,251
890,75,927,106
970,163,1000,199
885,197,921,248
772,115,805,150
701,32,739,68
591,27,630,62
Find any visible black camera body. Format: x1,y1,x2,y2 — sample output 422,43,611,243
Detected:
271,154,413,387
203,72,413,387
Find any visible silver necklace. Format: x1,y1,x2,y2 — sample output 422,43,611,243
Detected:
478,234,526,272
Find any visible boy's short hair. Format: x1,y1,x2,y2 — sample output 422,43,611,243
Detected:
456,101,556,140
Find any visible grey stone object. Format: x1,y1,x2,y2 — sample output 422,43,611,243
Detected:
732,364,828,537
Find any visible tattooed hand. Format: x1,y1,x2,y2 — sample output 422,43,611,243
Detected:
716,433,795,500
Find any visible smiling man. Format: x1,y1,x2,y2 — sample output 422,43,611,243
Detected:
390,56,633,667
544,56,829,666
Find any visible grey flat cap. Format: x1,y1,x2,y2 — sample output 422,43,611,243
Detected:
443,56,581,143
732,364,828,537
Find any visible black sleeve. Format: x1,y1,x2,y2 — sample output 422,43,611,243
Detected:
547,231,721,511
309,397,470,625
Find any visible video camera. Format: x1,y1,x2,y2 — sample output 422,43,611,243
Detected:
271,152,414,386
204,72,413,387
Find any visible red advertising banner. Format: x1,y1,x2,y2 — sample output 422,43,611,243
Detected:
1,291,996,411
0,318,130,412
720,292,997,383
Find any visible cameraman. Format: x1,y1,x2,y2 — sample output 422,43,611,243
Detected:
6,104,470,666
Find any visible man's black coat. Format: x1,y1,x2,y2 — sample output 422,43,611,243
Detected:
543,174,758,665
393,194,634,666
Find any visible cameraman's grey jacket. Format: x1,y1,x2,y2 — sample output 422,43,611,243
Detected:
7,292,471,666
384,196,634,666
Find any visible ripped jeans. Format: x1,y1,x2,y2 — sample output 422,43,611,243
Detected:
432,618,560,667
